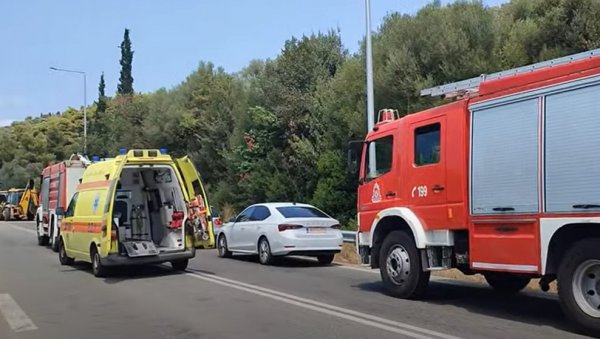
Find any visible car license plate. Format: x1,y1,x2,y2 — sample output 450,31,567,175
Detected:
307,227,326,233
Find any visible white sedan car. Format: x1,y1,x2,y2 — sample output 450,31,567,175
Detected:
216,203,343,265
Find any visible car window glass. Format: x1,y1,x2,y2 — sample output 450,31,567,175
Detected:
236,207,255,222
65,193,79,218
250,206,271,221
276,206,329,218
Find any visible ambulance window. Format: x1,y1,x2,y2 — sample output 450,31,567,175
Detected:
365,136,393,180
415,123,440,166
65,193,79,217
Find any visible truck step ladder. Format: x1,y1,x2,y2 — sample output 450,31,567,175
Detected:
420,48,600,98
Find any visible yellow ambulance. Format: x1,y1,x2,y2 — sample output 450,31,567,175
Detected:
57,149,214,277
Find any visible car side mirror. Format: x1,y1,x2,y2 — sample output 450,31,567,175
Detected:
56,207,65,216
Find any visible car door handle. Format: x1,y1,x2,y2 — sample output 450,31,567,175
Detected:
432,185,445,192
385,191,396,198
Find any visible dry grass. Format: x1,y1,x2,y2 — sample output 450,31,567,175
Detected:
336,243,557,293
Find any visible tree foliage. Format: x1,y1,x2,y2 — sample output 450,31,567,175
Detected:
3,0,600,228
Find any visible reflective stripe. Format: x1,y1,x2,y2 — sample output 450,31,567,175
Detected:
472,262,538,272
62,222,103,233
77,180,113,190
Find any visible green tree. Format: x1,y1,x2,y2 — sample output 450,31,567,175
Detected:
97,72,107,113
117,28,134,95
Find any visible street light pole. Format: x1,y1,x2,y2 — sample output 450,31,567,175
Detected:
365,0,376,176
50,67,87,154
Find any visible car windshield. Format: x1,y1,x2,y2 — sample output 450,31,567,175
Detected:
276,206,329,218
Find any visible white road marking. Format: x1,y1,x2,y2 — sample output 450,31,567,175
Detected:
6,224,36,235
186,272,461,339
0,294,37,332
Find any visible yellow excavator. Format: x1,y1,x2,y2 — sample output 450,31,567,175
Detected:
2,180,38,221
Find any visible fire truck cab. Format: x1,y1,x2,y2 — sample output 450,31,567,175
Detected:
36,154,89,251
353,49,600,334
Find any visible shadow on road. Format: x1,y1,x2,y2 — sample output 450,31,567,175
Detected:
226,254,328,268
61,261,186,284
354,279,592,337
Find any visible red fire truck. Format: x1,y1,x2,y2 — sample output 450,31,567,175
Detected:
36,154,89,251
352,49,600,334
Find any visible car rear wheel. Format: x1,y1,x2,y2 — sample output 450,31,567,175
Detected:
58,238,74,265
91,247,107,278
171,259,189,271
217,235,232,258
258,238,274,265
379,230,430,299
317,254,335,265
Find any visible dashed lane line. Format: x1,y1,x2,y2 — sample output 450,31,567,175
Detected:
0,294,38,332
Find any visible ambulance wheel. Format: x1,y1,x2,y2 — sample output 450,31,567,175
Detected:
379,230,430,299
217,234,232,258
171,259,189,271
58,238,74,265
483,272,531,293
317,254,335,265
91,247,107,278
558,238,600,336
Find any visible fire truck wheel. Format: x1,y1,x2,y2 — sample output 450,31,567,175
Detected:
58,238,74,265
91,246,107,278
50,222,60,252
483,272,531,293
379,230,430,299
36,220,49,246
217,234,232,258
558,238,600,335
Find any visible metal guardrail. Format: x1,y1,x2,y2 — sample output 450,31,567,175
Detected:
341,230,357,243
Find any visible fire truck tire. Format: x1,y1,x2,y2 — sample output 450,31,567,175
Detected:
558,238,600,336
91,246,107,278
36,220,49,246
58,238,74,265
379,230,430,299
50,222,60,252
217,234,232,258
483,272,530,293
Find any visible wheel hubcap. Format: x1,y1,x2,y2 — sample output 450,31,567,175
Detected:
260,241,269,261
573,259,600,318
386,245,411,285
219,237,226,254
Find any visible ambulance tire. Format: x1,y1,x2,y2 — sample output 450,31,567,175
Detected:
379,230,430,299
58,238,74,265
558,238,600,336
483,272,531,293
91,247,107,278
217,234,232,258
171,259,189,271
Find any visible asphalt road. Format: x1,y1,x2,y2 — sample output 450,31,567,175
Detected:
0,221,593,339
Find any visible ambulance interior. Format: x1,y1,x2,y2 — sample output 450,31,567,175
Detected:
112,165,187,256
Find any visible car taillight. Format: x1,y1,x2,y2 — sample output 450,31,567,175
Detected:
330,224,341,230
278,224,303,232
213,217,222,227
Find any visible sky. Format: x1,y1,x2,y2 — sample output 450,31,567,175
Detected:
0,0,508,126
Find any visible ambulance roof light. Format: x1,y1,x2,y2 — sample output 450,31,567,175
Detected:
92,156,100,162
160,148,167,154
119,148,127,155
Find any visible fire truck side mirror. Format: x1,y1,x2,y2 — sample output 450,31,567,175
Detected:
347,141,364,177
